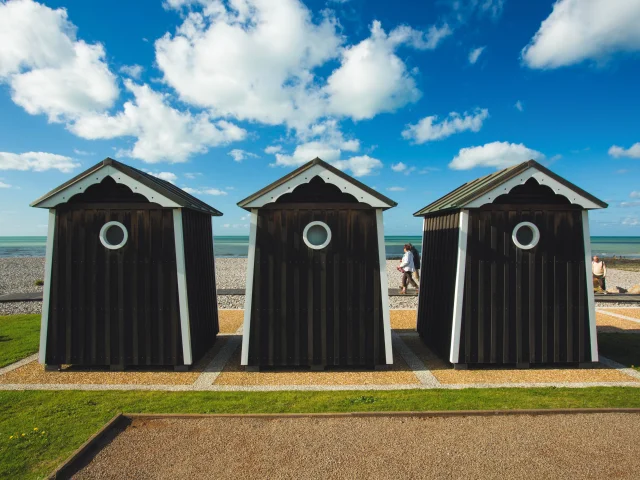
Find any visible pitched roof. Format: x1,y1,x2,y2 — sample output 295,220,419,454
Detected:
414,160,607,216
31,157,223,216
237,157,397,210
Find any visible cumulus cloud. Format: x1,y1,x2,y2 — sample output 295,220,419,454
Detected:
449,141,545,170
609,143,640,159
228,149,258,162
0,180,12,188
182,186,227,195
515,100,523,111
332,155,383,177
119,64,144,79
0,0,118,122
145,171,178,183
622,217,640,226
631,191,640,198
0,151,80,172
468,46,485,64
264,145,283,154
69,80,247,163
391,162,407,172
448,0,506,22
387,186,406,192
402,108,489,144
522,0,640,69
184,172,202,179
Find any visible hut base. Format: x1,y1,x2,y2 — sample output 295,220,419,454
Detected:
374,364,390,371
110,364,125,372
453,363,468,370
45,364,60,372
174,365,189,372
516,362,530,369
245,366,260,372
310,365,325,372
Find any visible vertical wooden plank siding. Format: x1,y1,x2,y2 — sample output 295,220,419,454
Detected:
247,207,386,367
415,211,461,360
457,208,592,365
181,209,220,363
45,206,183,366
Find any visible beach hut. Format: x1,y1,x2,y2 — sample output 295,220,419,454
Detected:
414,160,607,368
238,158,397,369
31,157,221,370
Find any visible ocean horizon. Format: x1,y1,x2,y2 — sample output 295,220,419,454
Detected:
1,235,639,259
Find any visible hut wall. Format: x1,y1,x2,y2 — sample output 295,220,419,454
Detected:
459,206,591,365
416,211,461,359
181,209,219,361
46,205,183,366
247,207,386,367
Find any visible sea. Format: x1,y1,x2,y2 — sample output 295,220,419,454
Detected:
1,235,639,259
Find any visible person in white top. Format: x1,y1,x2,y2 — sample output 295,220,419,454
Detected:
592,255,606,291
398,243,419,294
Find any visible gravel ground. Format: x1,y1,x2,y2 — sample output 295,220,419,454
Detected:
74,414,640,479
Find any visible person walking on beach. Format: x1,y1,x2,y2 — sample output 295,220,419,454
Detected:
398,244,418,294
592,255,607,291
409,243,421,283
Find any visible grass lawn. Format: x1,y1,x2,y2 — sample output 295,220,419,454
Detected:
0,315,40,368
2,388,640,479
598,333,640,371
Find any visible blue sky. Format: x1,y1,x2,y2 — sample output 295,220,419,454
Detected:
1,0,639,236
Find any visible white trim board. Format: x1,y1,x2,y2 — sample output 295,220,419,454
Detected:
241,209,259,365
241,163,392,209
34,164,181,209
173,209,193,365
582,211,598,362
39,209,56,364
449,209,469,364
465,167,603,210
376,209,394,364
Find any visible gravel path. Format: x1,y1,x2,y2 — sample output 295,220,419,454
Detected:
3,257,638,313
74,413,640,479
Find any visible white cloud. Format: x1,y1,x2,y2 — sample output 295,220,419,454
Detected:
228,149,258,162
264,145,282,154
325,21,450,120
73,149,93,156
402,108,489,144
387,186,406,192
609,143,640,159
69,80,246,163
0,180,11,188
391,162,407,172
157,3,449,130
622,217,640,226
184,172,202,179
522,0,640,69
449,141,545,170
468,46,485,64
620,201,640,208
331,155,383,177
448,0,506,22
0,0,118,122
515,100,524,112
226,186,234,190
630,191,640,198
0,151,80,172
182,186,227,195
145,171,178,183
119,64,144,79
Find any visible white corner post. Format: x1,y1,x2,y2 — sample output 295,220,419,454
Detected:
241,209,258,365
376,209,393,364
415,217,426,327
173,209,193,365
449,209,469,364
39,209,57,364
582,210,598,362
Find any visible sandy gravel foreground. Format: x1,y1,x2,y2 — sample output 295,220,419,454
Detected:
75,414,640,480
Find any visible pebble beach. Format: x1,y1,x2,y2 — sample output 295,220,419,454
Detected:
1,257,639,315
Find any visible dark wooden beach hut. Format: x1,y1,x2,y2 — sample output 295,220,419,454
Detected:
414,160,607,368
31,157,221,370
237,157,397,369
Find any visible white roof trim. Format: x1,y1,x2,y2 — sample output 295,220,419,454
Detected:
35,164,181,208
465,166,603,210
241,164,392,209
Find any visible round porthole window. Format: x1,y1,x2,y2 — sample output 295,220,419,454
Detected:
99,221,128,250
512,221,540,250
303,221,332,250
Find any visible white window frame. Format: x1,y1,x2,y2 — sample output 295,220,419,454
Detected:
512,221,540,250
303,221,332,250
99,221,128,250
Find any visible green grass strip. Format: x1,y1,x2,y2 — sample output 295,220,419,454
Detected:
0,315,40,368
2,388,640,479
